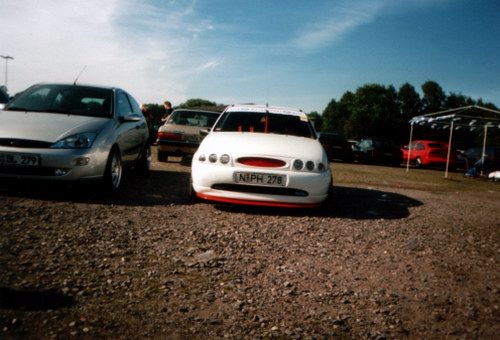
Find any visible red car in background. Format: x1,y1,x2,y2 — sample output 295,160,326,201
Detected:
402,140,457,168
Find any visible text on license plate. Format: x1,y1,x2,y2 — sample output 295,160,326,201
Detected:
0,153,41,166
234,172,286,186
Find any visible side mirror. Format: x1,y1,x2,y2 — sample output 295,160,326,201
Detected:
200,129,210,136
120,113,142,123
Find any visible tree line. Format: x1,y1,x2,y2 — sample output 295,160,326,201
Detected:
146,81,498,146
318,80,498,145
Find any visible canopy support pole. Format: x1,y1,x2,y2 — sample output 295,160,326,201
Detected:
445,120,454,179
481,125,488,176
406,123,414,173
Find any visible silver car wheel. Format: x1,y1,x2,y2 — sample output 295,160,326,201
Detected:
110,152,122,189
104,148,123,191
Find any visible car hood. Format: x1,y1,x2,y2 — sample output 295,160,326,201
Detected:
0,110,111,143
199,132,326,160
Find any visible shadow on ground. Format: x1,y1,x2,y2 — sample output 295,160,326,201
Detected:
217,185,423,220
0,170,192,207
0,171,422,219
0,287,75,311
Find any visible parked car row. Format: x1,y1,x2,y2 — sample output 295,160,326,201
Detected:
1,82,496,209
318,132,499,175
0,87,332,208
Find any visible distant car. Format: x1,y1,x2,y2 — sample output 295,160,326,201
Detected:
0,83,151,190
352,138,402,166
157,109,220,161
319,132,352,162
191,105,332,208
402,140,457,168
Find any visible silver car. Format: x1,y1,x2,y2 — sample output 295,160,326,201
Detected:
0,83,151,191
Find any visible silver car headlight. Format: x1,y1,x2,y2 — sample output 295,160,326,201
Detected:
52,133,97,149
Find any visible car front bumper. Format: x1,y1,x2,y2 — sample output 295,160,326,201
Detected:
192,162,332,207
0,146,108,181
157,139,199,155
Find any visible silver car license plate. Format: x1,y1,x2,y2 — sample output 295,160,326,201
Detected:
0,152,41,166
234,172,286,186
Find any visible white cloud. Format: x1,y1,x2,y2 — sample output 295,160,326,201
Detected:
291,0,383,52
0,0,218,104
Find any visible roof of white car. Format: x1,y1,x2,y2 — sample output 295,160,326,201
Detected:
225,104,306,117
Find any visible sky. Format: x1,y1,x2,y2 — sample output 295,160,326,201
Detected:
0,0,499,113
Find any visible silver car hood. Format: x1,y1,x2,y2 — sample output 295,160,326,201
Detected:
0,110,110,143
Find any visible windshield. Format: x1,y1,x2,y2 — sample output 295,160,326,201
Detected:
5,84,113,118
167,110,219,127
213,111,316,139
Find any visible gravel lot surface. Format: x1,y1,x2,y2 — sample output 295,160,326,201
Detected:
1,149,499,339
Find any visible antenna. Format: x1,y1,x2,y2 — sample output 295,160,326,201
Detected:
266,88,269,107
73,65,87,85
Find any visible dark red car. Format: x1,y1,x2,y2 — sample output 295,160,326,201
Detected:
402,140,457,168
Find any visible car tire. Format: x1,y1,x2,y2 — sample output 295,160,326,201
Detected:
158,150,168,162
104,147,123,191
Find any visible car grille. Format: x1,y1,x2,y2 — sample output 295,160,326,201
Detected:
236,157,286,168
211,183,309,197
0,138,52,148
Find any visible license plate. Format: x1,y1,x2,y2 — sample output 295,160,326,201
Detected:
0,152,41,166
234,172,286,186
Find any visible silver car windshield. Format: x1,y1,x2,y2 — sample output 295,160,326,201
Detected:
5,84,114,118
213,111,316,139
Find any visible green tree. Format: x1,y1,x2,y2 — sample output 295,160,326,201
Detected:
348,84,402,141
421,80,446,113
307,111,322,131
178,98,217,108
321,92,355,133
445,92,475,108
398,83,421,119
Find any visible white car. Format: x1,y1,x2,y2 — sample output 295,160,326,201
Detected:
191,105,332,208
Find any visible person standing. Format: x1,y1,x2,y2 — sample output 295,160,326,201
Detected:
161,100,173,124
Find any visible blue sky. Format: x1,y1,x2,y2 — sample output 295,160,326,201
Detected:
1,0,499,113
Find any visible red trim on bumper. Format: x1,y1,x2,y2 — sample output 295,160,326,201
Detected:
196,192,321,209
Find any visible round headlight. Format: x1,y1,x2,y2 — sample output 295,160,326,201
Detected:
198,154,206,162
318,162,326,171
208,154,218,163
293,159,303,170
306,161,315,171
220,154,230,164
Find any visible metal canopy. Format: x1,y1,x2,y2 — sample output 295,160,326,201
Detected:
406,105,500,178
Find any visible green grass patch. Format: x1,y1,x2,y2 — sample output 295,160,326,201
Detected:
331,163,500,193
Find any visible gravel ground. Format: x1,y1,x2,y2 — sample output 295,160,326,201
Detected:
1,150,499,339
